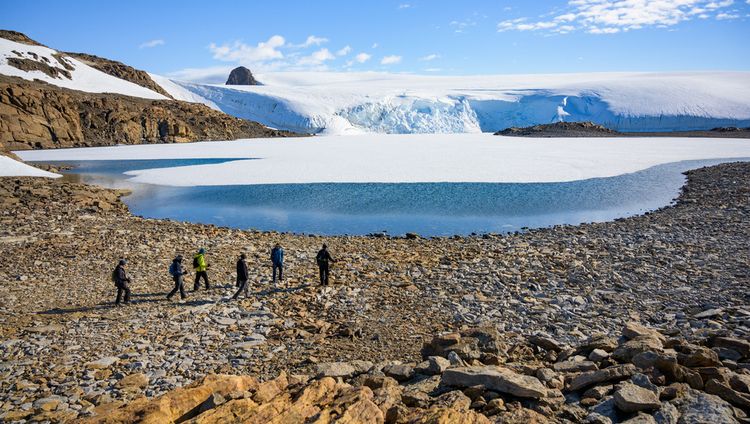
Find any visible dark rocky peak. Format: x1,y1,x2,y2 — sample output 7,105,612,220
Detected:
226,66,258,85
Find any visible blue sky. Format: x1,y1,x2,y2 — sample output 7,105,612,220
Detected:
2,0,749,82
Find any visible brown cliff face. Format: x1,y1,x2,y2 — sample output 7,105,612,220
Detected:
0,75,298,151
65,52,174,98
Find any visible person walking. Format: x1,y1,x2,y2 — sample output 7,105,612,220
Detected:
316,244,335,286
232,253,250,300
113,259,131,305
271,243,284,287
193,248,210,291
167,255,187,300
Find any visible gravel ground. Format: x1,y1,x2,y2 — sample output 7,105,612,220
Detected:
0,162,748,421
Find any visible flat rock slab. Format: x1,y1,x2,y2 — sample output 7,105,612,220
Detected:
569,364,636,391
441,366,547,398
85,356,119,369
316,362,357,378
613,383,661,413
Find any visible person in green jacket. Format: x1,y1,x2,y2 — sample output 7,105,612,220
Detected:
193,248,210,291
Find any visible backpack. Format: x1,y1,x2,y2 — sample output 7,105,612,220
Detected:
192,255,200,268
111,267,119,284
169,262,177,276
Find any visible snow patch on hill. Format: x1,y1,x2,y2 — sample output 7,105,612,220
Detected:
0,156,59,178
0,38,167,99
153,71,750,135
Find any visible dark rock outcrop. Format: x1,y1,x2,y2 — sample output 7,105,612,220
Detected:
496,121,618,137
0,75,297,151
226,66,258,85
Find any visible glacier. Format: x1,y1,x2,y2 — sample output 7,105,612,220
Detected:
155,71,750,135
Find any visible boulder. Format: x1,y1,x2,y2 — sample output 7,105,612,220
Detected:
672,389,739,424
415,356,451,376
383,363,415,382
613,383,661,413
441,366,547,398
622,323,666,343
316,362,357,379
712,337,750,358
613,336,664,363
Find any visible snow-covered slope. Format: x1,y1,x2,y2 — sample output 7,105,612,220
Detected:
154,71,750,135
0,38,167,99
0,155,59,178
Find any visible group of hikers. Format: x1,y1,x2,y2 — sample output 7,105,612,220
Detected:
111,243,336,305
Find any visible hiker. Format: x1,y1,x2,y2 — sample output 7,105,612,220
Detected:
316,244,335,286
193,248,210,291
167,255,187,300
232,253,250,300
113,259,131,305
271,243,284,287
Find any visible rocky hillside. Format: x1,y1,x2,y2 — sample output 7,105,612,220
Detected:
0,30,300,151
0,75,296,150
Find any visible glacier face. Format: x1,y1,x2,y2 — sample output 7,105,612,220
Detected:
157,71,750,134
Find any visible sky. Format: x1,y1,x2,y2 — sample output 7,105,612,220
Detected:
1,0,749,83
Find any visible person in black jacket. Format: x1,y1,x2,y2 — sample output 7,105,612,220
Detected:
114,259,131,305
316,244,335,286
232,253,250,300
167,255,187,300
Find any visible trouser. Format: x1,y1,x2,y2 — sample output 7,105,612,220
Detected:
272,264,283,284
319,263,329,286
232,279,249,299
168,275,186,299
116,282,131,304
194,271,209,290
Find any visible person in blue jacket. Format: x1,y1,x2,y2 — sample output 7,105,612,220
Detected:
271,243,284,287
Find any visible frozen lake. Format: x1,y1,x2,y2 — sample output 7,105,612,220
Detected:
17,134,750,236
29,157,748,236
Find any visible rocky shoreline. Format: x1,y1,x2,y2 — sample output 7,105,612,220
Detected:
0,162,748,422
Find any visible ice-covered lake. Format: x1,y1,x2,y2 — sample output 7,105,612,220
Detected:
17,134,750,236
32,157,748,236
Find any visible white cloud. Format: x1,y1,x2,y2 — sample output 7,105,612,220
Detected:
420,54,440,61
209,35,285,64
381,55,402,65
166,66,235,84
497,0,740,35
372,43,379,48
291,35,329,49
139,39,164,49
297,48,335,66
354,53,371,63
336,45,352,56
398,3,411,9
716,11,740,18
